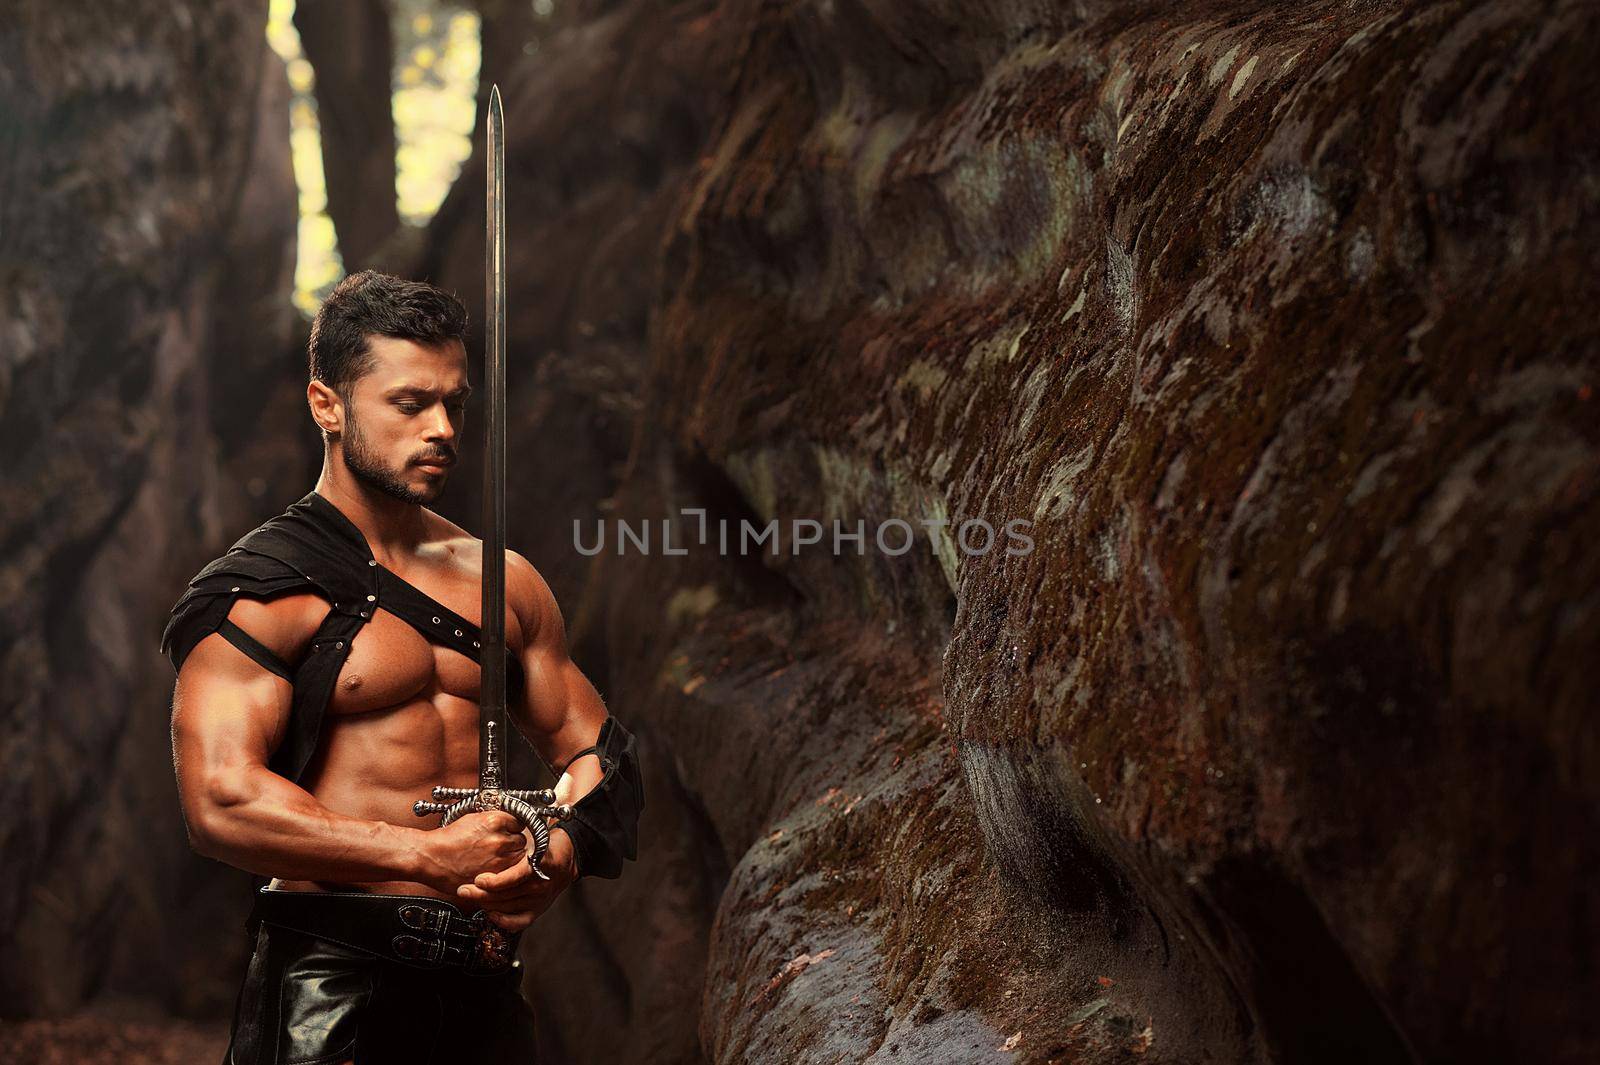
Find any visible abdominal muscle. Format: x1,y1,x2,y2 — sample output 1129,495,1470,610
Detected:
267,603,521,899
270,690,491,901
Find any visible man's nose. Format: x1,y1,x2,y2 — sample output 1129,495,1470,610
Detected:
424,404,457,441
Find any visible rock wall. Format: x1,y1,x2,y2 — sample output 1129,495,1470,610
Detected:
0,0,307,1015
442,0,1598,1061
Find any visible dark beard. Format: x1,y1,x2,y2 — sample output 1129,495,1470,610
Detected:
342,412,432,505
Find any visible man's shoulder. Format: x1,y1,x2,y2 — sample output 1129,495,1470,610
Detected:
504,547,560,635
419,511,546,591
160,492,363,671
227,591,329,665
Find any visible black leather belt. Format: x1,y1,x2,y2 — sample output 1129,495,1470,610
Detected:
250,887,524,976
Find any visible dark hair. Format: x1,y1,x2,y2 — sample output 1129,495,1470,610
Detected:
307,271,468,398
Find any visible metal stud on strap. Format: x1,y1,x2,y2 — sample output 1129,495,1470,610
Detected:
398,904,445,931
392,934,445,966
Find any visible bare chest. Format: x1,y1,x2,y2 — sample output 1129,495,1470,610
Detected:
324,577,524,717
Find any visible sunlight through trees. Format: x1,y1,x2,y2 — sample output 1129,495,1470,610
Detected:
267,0,480,316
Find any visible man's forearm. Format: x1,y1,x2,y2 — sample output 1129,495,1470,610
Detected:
547,754,604,876
533,713,644,880
552,752,605,810
185,765,438,887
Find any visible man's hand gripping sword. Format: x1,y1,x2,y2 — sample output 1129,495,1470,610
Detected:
413,722,572,881
413,85,571,881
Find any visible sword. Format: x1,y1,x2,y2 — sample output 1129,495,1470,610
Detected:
414,85,571,881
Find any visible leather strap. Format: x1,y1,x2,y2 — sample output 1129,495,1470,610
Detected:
556,743,602,776
217,618,295,681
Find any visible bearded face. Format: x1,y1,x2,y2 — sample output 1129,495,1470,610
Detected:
328,335,470,505
341,403,442,505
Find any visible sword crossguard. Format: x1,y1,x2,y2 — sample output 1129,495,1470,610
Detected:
424,785,558,807
413,783,574,879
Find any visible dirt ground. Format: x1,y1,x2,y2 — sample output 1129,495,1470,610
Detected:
0,1016,229,1064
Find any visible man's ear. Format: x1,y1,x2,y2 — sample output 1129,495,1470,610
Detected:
307,380,344,436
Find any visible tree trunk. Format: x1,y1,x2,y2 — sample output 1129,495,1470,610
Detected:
294,0,400,269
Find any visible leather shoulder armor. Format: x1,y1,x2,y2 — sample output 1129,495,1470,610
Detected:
159,493,378,784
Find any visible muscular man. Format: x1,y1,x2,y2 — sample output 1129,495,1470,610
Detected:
161,271,643,1064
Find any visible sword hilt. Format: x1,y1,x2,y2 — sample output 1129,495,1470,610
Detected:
413,783,575,878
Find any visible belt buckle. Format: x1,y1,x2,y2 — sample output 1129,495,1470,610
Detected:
464,910,516,975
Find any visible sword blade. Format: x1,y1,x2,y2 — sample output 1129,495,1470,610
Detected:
480,84,507,791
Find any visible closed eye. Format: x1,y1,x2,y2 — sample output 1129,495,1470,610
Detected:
391,389,471,415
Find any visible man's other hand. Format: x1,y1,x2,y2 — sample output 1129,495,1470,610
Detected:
419,810,527,892
455,826,578,931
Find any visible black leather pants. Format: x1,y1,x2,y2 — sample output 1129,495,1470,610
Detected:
224,890,540,1065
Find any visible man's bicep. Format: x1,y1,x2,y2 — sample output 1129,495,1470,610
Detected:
171,629,293,779
169,629,299,853
507,551,607,751
169,593,321,793
524,646,609,746
171,593,324,759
